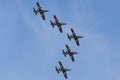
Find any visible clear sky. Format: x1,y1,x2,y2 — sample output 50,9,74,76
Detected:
0,0,120,80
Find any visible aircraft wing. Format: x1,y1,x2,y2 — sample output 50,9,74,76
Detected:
58,26,63,33
65,44,71,52
64,72,68,79
54,15,59,23
71,28,76,35
36,2,42,10
71,55,75,62
59,61,64,68
41,13,45,20
75,39,80,46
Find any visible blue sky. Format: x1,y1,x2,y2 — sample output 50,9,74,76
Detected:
0,0,120,80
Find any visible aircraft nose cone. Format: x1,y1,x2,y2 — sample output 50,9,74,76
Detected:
81,36,84,38
79,36,84,38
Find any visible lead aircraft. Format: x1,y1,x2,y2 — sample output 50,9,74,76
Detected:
33,2,49,20
50,15,66,33
62,44,79,62
55,61,71,79
67,28,84,46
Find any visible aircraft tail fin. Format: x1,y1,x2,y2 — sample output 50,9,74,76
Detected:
33,7,37,15
50,20,54,28
62,49,66,57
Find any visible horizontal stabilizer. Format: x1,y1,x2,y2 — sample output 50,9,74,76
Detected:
55,66,59,74
33,7,37,15
50,20,54,28
67,33,71,41
62,49,66,57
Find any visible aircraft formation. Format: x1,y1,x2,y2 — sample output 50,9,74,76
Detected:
33,2,84,79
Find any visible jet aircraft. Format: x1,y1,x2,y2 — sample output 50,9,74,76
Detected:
67,28,84,46
50,15,66,33
55,61,71,79
62,44,79,62
33,2,49,20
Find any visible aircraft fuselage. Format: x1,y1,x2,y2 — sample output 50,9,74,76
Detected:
59,67,67,73
54,22,66,27
66,51,73,56
71,34,83,40
37,9,48,14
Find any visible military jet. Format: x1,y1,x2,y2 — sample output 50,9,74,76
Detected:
62,44,79,62
55,61,71,79
50,15,66,33
33,2,49,20
67,28,84,46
